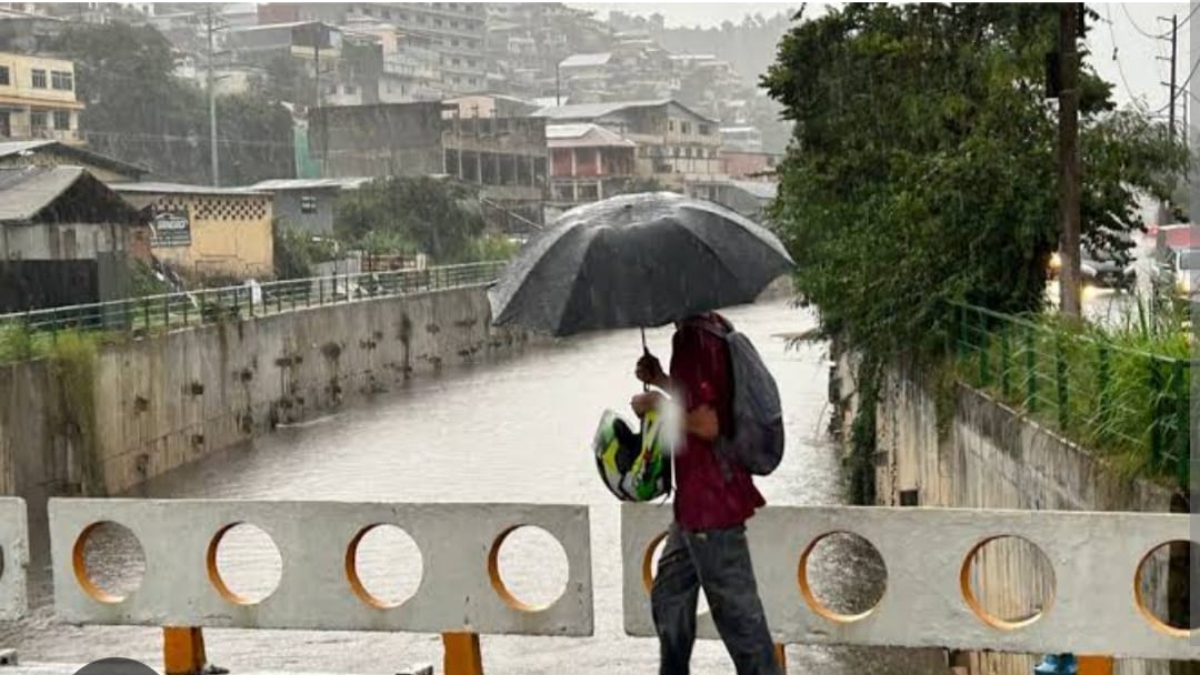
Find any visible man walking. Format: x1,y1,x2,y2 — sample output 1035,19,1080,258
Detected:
630,312,781,675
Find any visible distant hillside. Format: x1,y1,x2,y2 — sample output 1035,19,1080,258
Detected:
608,9,799,86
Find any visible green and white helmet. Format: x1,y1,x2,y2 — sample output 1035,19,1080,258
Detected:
593,408,672,502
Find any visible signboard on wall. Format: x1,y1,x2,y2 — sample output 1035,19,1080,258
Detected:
150,210,191,247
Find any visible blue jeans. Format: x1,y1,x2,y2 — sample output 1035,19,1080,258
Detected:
651,522,782,675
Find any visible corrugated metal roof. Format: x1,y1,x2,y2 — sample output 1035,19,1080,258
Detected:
546,123,636,148
251,177,373,191
558,52,611,68
531,99,670,120
0,166,85,222
0,140,148,177
531,99,718,125
114,182,267,196
730,180,778,200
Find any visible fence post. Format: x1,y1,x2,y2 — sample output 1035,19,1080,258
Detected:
1096,344,1110,439
1026,325,1037,413
1149,360,1164,468
182,297,189,328
319,278,325,306
442,631,483,675
142,298,150,333
1172,360,1188,488
162,296,169,330
1000,328,1011,399
1055,334,1069,431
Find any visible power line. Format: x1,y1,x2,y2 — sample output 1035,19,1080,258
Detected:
1152,56,1200,115
1105,5,1146,111
1121,3,1200,39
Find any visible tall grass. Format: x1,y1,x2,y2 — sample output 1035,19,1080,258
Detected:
954,291,1190,487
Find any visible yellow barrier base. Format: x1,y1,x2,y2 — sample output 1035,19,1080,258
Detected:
1078,655,1114,675
163,627,206,675
774,643,787,674
442,631,483,675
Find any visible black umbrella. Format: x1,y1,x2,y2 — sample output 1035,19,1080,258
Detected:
487,192,794,340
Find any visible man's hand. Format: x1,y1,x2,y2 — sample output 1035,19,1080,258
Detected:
631,391,663,417
636,353,669,389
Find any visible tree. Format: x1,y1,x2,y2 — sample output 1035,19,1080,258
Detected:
335,177,487,263
761,3,1185,362
51,21,294,185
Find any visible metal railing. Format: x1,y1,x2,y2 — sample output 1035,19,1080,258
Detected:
950,302,1191,488
0,261,506,338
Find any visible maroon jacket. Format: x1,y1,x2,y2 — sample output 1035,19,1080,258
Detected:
669,313,765,531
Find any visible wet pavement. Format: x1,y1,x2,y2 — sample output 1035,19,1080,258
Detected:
0,299,949,675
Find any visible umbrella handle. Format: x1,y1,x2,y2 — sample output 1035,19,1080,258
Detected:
641,327,649,393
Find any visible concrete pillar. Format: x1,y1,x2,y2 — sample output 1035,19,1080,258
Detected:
570,148,577,178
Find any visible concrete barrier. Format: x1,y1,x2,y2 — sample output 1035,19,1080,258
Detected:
0,497,27,621
49,499,592,637
621,503,1200,661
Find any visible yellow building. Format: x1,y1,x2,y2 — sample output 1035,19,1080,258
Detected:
113,183,275,280
0,52,85,143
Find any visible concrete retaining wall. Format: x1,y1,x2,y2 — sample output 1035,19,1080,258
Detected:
832,353,1180,675
0,286,538,508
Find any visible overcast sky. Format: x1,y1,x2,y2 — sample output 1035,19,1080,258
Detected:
569,2,1194,115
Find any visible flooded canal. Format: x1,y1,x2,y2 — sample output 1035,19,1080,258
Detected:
2,299,946,675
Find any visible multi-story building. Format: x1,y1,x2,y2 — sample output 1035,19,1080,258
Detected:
308,101,547,233
297,2,487,96
531,100,723,187
0,52,84,143
547,123,636,207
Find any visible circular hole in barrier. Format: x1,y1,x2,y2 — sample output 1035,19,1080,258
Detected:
488,525,569,612
642,533,710,615
206,522,283,605
799,531,887,623
1134,539,1198,637
346,524,424,609
71,521,146,604
959,535,1055,630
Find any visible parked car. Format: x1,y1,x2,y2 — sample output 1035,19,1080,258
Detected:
1151,246,1200,298
1047,237,1136,291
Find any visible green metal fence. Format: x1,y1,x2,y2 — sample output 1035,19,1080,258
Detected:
0,261,507,337
950,302,1191,488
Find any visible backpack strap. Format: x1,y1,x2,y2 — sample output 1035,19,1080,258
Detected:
684,316,738,483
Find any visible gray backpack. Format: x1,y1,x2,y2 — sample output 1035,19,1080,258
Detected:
699,319,785,477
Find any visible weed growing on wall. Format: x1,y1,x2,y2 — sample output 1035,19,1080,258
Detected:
46,331,103,496
846,357,880,506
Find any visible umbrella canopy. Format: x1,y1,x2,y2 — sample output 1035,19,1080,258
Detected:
488,192,794,337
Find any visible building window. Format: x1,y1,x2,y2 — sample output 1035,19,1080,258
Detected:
435,18,443,27
53,110,70,130
668,120,674,132
452,58,461,66
345,84,357,95
699,124,710,136
451,39,459,46
300,195,318,214
467,59,476,68
30,110,47,132
51,70,73,91
0,66,9,86
451,20,459,28
468,78,477,87
31,69,46,88
685,147,692,158
681,121,691,134
362,6,372,15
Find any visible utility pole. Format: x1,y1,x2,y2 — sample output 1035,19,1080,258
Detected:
206,4,219,187
1157,13,1180,222
1057,3,1082,318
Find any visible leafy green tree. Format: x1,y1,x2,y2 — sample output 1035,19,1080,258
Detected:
762,3,1185,362
51,21,293,185
335,177,487,263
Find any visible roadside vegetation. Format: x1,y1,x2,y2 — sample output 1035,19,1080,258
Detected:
763,5,1189,495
